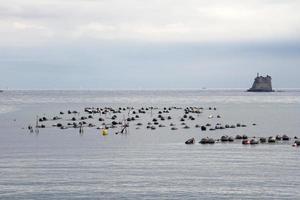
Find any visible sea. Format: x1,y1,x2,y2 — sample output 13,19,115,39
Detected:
0,89,300,200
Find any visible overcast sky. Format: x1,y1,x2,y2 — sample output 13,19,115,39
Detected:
0,0,299,89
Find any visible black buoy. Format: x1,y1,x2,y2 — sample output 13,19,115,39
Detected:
250,139,259,145
199,138,208,144
260,137,267,143
282,134,290,141
185,138,195,144
268,137,276,143
57,123,62,127
183,125,190,129
221,135,229,142
276,135,282,140
207,138,215,144
235,135,243,139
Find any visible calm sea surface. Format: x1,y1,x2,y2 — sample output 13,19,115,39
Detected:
0,90,300,199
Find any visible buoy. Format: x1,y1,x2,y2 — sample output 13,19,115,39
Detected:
102,129,108,136
242,139,250,145
199,137,215,144
282,134,290,141
185,138,195,144
235,135,243,139
250,139,259,145
294,140,300,146
228,137,234,142
221,135,229,142
260,137,267,143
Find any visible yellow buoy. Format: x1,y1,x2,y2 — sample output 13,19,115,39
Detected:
102,129,108,136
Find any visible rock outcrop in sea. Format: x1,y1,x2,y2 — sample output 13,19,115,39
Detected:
247,73,274,92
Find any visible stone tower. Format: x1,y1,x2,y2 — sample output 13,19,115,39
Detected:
247,73,274,92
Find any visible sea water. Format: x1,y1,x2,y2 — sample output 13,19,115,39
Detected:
0,90,300,199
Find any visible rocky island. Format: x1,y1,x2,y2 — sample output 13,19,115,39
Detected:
247,73,274,92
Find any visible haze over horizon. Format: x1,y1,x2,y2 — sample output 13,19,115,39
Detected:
0,0,299,89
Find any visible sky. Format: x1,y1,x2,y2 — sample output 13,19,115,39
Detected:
0,0,299,89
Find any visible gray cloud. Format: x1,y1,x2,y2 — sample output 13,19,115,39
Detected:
0,0,299,89
0,0,299,45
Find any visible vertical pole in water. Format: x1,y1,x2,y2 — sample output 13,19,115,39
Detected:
36,115,39,128
35,116,39,134
79,123,83,134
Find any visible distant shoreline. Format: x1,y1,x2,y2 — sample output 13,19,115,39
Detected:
1,88,300,92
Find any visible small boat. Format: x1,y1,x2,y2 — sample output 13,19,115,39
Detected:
185,138,195,144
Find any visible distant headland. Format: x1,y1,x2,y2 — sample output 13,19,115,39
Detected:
247,73,274,92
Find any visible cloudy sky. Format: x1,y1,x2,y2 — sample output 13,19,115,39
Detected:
0,0,299,89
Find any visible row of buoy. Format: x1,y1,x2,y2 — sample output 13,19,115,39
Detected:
34,104,247,133
32,120,251,133
28,106,258,141
27,106,300,148
185,135,300,146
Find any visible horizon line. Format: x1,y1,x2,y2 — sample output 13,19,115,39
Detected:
2,88,300,91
